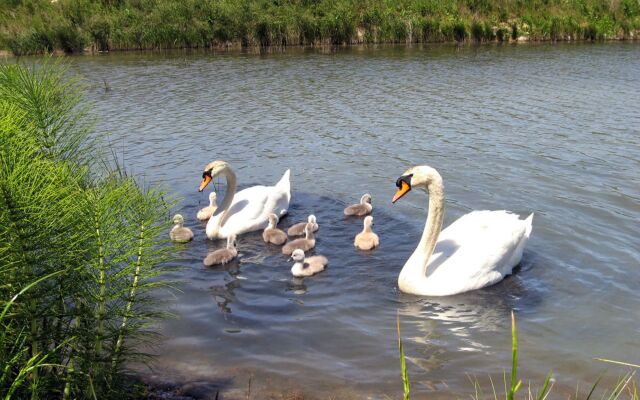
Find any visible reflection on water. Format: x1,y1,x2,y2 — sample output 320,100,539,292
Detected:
66,43,640,398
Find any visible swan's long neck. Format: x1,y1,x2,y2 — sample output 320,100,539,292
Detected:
409,172,445,277
210,167,237,237
305,227,315,240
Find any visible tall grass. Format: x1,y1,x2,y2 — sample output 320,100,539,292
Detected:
397,310,638,399
1,0,639,55
0,60,175,398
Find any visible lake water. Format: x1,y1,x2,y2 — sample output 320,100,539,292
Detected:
68,43,639,399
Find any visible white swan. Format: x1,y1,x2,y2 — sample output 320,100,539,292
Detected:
392,165,533,296
199,160,291,239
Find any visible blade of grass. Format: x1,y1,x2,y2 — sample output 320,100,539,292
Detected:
508,310,522,400
536,371,554,400
397,313,410,400
595,359,640,369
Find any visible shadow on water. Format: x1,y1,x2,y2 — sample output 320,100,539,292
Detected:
149,190,544,398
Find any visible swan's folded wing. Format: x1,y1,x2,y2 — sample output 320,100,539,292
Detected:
428,210,530,290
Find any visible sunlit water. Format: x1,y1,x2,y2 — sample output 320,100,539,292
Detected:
65,43,639,399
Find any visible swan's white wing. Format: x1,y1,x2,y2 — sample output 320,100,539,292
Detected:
210,170,291,239
424,211,532,295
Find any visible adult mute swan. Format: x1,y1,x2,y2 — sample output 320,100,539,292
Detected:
199,161,291,239
392,165,533,296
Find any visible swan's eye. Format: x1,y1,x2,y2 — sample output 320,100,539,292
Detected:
202,170,212,179
396,174,413,188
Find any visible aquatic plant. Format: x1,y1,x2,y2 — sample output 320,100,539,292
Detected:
397,310,638,399
0,60,174,398
1,0,639,55
397,314,410,400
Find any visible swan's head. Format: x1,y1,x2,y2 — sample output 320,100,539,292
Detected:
308,215,317,224
172,214,184,225
209,191,217,204
392,165,442,203
363,215,373,228
199,160,229,192
268,213,279,226
361,193,372,204
291,249,305,262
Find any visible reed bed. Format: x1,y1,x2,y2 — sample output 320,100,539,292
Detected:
1,0,639,55
0,59,175,398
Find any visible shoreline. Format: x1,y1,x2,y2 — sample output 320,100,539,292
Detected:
1,36,639,59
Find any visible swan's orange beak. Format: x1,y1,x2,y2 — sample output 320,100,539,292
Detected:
392,174,413,203
199,175,212,192
392,181,411,203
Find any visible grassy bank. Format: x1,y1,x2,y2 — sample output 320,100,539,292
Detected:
0,60,175,398
1,0,639,55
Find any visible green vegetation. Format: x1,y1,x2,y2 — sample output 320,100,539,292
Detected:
398,311,638,399
1,0,639,55
0,60,174,398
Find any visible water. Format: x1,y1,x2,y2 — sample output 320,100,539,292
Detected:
68,43,640,399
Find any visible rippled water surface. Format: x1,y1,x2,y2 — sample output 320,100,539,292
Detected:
68,44,639,399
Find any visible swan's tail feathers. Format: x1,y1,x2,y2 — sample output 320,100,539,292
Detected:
524,213,534,238
277,169,291,191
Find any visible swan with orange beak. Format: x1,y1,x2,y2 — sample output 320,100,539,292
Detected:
199,160,291,240
392,165,533,296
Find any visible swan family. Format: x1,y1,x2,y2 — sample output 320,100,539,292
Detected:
170,160,534,296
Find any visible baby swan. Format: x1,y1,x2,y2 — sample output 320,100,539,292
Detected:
344,193,372,216
287,214,318,237
197,192,218,221
263,213,288,245
203,235,238,266
169,214,194,243
290,249,328,278
282,223,316,255
354,216,379,250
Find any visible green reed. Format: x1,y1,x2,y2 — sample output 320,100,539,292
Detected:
2,0,639,55
397,310,637,399
0,60,175,398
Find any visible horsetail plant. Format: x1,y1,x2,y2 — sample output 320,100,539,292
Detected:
0,61,175,398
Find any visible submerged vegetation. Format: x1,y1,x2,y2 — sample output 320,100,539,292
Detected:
0,60,174,398
1,0,640,55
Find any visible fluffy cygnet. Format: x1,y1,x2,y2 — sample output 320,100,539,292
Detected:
290,249,328,277
169,214,194,243
203,235,238,266
354,215,379,250
282,222,316,255
344,193,372,216
197,192,218,221
287,214,318,237
263,213,288,245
